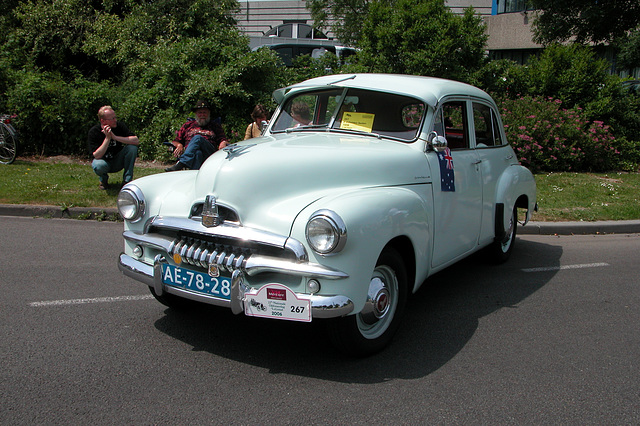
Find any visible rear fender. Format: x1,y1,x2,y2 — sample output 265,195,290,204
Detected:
494,165,536,238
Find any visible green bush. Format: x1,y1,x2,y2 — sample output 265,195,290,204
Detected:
481,44,640,148
5,69,115,157
500,96,624,172
475,59,528,98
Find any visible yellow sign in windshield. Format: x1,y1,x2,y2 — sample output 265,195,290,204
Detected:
340,112,375,133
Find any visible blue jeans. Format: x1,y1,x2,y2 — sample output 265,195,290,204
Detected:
92,144,138,184
179,135,216,170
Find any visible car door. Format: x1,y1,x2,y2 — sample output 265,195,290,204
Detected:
427,99,483,268
471,100,514,246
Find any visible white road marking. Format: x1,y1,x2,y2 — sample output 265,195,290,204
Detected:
29,294,154,307
522,262,610,273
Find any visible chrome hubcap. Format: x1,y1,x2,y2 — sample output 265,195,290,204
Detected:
357,265,398,339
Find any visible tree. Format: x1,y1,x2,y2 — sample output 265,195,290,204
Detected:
306,0,369,45
0,0,285,158
356,0,488,82
524,43,613,107
530,0,640,45
617,29,640,70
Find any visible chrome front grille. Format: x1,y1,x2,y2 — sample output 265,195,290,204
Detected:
168,237,250,271
123,217,348,280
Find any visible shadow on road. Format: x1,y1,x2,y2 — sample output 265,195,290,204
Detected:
153,237,562,383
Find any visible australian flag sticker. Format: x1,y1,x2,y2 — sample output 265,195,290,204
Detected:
437,147,455,192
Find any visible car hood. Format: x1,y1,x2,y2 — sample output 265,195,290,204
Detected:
192,133,431,234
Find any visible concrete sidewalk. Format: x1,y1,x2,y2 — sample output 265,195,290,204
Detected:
1,203,639,235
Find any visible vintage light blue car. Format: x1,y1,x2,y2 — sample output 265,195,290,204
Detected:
117,74,537,356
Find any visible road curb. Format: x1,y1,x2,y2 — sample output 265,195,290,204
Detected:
0,204,120,221
518,220,640,235
1,203,639,234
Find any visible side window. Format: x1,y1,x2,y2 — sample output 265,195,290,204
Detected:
436,101,468,150
472,103,493,147
277,24,293,37
473,102,505,147
490,110,505,146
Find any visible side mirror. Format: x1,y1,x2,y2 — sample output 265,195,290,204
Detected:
260,120,269,135
427,131,448,152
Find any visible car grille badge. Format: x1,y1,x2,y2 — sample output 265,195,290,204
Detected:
202,195,220,227
208,263,220,278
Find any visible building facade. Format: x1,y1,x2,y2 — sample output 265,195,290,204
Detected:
235,0,493,38
235,0,638,77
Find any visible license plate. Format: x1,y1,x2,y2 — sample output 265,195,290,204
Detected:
244,284,311,322
161,264,231,300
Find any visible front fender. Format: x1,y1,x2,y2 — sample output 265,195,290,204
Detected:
290,185,433,312
122,171,198,233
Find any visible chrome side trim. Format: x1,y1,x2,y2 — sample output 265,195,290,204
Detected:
118,254,354,318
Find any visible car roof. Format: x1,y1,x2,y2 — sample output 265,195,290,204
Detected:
273,73,492,107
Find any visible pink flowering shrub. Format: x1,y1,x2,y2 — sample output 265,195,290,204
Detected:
499,96,620,172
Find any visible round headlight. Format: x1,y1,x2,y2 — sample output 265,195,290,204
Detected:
306,210,347,255
117,185,145,222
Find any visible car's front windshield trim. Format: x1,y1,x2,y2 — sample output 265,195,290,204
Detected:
271,87,426,142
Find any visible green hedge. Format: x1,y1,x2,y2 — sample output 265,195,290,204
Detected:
500,96,626,172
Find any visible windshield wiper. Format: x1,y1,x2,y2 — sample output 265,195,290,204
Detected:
285,123,330,133
329,127,382,139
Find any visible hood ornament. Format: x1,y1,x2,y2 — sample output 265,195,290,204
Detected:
223,143,256,160
202,195,220,227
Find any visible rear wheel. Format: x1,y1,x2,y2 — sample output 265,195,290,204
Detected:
0,123,17,165
328,247,408,357
486,206,517,264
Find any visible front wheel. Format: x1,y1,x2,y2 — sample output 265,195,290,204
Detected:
328,247,408,357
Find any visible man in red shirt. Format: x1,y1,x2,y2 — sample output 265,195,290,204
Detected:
165,100,228,172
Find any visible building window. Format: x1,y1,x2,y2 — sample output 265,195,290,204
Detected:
496,0,534,14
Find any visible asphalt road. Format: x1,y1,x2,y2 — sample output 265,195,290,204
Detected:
1,216,639,424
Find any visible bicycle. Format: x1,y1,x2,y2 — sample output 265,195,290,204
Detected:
0,114,18,164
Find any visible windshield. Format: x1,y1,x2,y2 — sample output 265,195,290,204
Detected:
271,88,426,142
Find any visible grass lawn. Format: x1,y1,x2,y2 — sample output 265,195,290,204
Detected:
0,157,164,208
1,156,638,221
534,171,640,221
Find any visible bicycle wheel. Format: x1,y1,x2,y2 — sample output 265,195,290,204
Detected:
0,122,17,164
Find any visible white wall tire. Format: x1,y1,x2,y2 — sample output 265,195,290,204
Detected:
328,247,408,356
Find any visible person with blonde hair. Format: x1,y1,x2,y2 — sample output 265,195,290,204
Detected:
87,105,139,190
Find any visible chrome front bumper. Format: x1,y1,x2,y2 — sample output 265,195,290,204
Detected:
118,253,354,319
